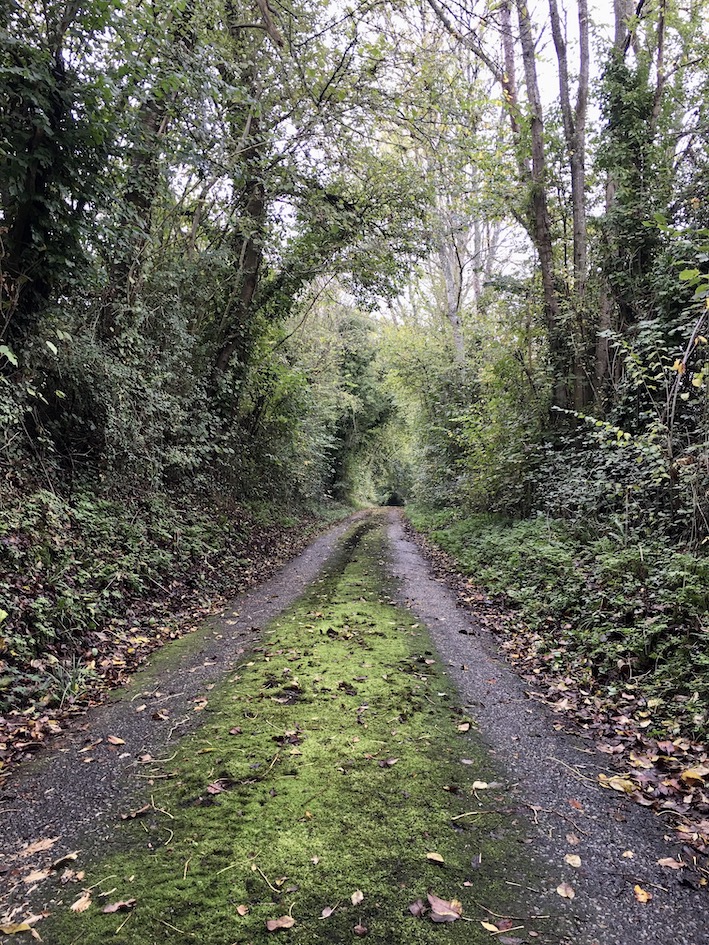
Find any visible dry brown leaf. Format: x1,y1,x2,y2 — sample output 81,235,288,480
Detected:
633,885,652,903
320,906,336,919
564,854,581,868
236,905,250,917
266,915,296,931
351,890,364,906
23,869,50,884
657,858,685,870
426,852,445,863
378,757,398,767
20,837,59,858
556,882,575,900
107,735,125,745
353,923,368,936
102,899,136,914
565,833,580,846
427,893,462,923
71,891,92,913
408,899,426,917
51,851,79,870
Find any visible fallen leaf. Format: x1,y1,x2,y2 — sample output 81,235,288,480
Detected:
378,757,398,767
351,890,364,905
679,765,709,785
229,727,242,735
622,850,634,859
556,883,575,900
458,723,470,732
564,854,581,868
598,773,635,793
71,891,92,913
106,735,125,745
472,780,489,790
481,920,499,932
427,893,462,922
311,856,320,865
657,857,685,870
51,851,79,870
633,885,652,903
102,900,136,914
320,906,336,919
408,899,426,917
266,916,296,931
568,798,584,811
23,869,50,884
0,923,33,935
20,837,59,858
566,833,580,846
426,852,445,863
353,923,368,936
236,905,250,916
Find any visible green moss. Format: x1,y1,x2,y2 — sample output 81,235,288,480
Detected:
43,519,544,944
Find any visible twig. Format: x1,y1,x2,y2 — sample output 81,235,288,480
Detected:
115,911,133,934
266,751,281,773
466,896,515,920
160,919,193,936
150,795,175,820
524,804,588,835
550,756,597,784
255,864,279,892
140,753,178,765
183,859,191,879
215,862,239,877
163,829,174,846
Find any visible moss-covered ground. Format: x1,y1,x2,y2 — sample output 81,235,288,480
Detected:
43,518,545,945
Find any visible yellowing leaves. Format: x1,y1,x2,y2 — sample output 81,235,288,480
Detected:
633,885,652,904
425,852,445,863
679,764,709,785
598,773,634,793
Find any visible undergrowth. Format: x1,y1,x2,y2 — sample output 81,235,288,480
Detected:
407,507,709,742
0,485,348,717
39,521,552,945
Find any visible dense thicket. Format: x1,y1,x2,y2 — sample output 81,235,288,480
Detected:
3,0,709,728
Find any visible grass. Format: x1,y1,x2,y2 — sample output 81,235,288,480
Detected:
39,518,548,945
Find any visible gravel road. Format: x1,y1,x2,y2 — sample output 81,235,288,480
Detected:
2,509,707,945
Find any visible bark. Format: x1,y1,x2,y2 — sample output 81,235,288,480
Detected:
515,0,566,407
438,242,465,362
99,6,196,345
596,0,634,395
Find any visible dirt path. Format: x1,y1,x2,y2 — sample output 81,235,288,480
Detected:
1,515,358,862
388,511,707,945
1,511,706,944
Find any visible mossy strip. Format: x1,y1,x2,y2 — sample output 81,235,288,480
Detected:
42,519,541,945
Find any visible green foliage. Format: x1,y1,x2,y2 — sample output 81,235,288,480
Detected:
409,507,709,739
0,483,340,712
